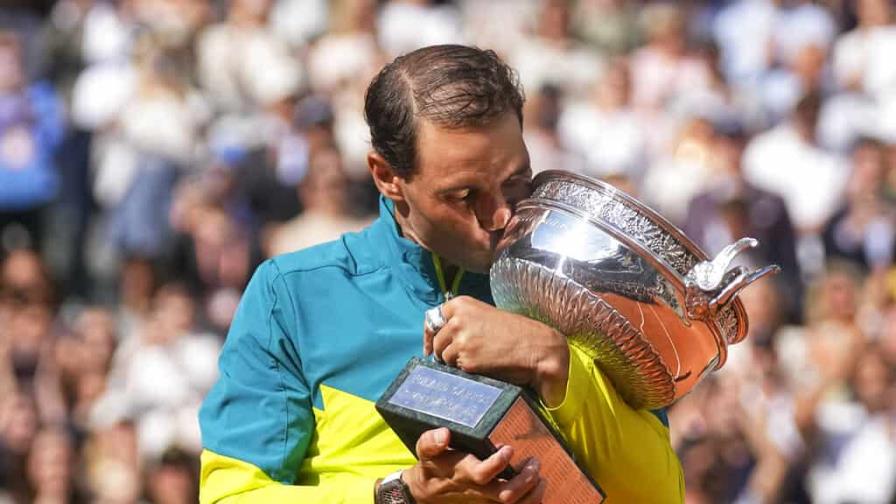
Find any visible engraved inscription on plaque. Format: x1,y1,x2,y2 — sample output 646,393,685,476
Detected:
387,366,502,428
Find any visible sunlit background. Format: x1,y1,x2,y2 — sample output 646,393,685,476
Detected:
0,0,895,502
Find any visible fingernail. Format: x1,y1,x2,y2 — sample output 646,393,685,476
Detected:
525,467,536,482
434,429,448,445
499,445,514,461
528,458,540,471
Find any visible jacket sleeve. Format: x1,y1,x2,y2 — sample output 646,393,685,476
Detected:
543,342,685,503
198,260,377,504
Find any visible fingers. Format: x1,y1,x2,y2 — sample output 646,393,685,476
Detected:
423,322,435,356
439,296,461,319
496,458,541,503
462,445,515,486
513,476,547,504
413,436,544,504
422,296,478,359
432,321,456,361
440,341,460,367
415,428,451,461
423,300,455,357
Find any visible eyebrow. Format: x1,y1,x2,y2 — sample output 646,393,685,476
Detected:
438,180,478,193
505,162,532,180
438,161,531,193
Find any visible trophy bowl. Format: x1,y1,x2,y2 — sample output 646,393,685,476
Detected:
490,171,779,410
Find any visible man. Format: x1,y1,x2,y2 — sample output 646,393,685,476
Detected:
199,45,684,503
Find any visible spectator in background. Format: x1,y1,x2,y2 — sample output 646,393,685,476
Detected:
0,32,63,250
831,0,896,96
115,255,157,342
803,346,896,503
265,146,371,257
26,426,79,504
196,0,301,114
95,33,210,261
510,0,604,98
684,124,802,321
83,419,141,503
307,0,382,96
771,0,837,69
377,0,462,58
815,0,896,154
269,0,329,49
558,58,647,180
94,283,219,461
672,373,788,504
823,138,896,272
0,250,67,430
712,0,776,87
168,190,260,330
641,115,717,224
743,93,848,238
523,84,585,176
143,447,198,504
572,0,641,56
780,263,866,407
0,393,39,502
760,42,828,124
629,3,712,113
54,307,117,428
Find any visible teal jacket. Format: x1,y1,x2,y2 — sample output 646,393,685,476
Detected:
198,197,684,503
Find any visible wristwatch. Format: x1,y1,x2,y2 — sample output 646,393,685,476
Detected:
375,470,416,504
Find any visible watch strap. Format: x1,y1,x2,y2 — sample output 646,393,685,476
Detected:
376,470,416,504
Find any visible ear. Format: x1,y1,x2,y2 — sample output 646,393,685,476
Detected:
367,151,405,203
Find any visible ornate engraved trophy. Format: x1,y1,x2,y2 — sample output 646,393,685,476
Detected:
376,170,778,501
490,170,780,410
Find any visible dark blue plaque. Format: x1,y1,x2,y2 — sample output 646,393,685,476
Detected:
387,366,502,428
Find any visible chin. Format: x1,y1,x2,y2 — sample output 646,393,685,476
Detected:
461,250,495,275
465,263,491,275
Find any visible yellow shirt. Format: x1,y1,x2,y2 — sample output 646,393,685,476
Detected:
201,344,683,503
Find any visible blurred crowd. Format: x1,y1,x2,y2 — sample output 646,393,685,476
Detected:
0,0,895,502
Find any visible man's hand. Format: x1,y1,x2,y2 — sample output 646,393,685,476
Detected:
423,296,570,407
404,428,545,503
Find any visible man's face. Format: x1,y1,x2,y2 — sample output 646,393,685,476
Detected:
394,112,531,274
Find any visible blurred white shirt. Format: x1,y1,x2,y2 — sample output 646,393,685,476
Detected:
510,39,604,99
377,1,464,58
628,47,713,112
713,0,776,84
92,330,221,459
307,32,381,93
833,25,896,96
743,123,847,232
270,0,329,48
557,101,647,179
809,403,896,504
772,3,837,65
267,212,371,257
197,23,303,111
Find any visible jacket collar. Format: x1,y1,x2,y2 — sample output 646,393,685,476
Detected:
368,196,492,306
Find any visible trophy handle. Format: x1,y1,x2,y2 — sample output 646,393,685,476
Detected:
685,238,780,321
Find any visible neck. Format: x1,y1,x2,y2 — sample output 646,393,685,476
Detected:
392,209,463,290
441,263,460,282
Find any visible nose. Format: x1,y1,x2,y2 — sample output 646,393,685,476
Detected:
477,196,513,232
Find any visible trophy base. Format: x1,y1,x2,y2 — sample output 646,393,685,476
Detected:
376,357,604,503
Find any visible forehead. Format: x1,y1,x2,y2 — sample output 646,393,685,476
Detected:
413,112,528,185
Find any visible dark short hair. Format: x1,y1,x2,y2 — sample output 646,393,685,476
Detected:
364,45,525,177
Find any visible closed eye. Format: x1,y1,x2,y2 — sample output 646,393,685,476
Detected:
445,188,474,203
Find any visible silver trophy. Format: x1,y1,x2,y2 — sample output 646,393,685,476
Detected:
490,171,780,409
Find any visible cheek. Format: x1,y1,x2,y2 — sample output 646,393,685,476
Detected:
431,209,492,247
436,211,482,240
